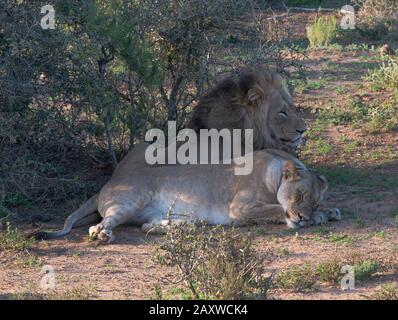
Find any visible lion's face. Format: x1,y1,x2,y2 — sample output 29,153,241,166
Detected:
276,160,328,228
266,90,307,150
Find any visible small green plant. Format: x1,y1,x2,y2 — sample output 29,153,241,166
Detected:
313,225,330,236
352,216,366,228
372,283,398,300
316,139,333,156
256,226,266,235
365,56,398,92
318,108,354,125
155,223,270,300
335,85,347,94
17,255,44,268
273,263,315,291
12,287,96,300
354,260,378,283
315,258,343,284
349,99,368,117
150,285,197,300
305,79,326,90
329,234,355,244
373,230,386,239
279,247,291,256
306,16,338,48
0,222,35,251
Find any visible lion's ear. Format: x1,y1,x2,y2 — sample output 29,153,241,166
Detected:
247,87,264,102
282,160,300,181
317,175,328,193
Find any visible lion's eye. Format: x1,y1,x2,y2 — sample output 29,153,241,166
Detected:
294,190,303,202
279,111,288,119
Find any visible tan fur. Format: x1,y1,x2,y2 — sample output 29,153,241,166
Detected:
188,65,307,151
37,149,340,243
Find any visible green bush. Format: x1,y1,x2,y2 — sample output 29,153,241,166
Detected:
372,283,398,300
155,223,270,300
0,222,35,251
306,16,337,48
273,263,316,291
355,260,379,283
365,56,398,93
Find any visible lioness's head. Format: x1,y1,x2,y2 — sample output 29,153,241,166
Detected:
277,160,328,228
189,66,307,154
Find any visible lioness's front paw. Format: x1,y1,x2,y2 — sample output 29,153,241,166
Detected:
327,208,341,221
89,224,102,239
311,212,326,225
98,229,115,243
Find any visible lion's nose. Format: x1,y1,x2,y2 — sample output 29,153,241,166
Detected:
298,213,308,221
296,128,306,134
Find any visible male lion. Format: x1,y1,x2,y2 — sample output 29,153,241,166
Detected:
113,66,307,172
36,149,341,243
188,66,307,151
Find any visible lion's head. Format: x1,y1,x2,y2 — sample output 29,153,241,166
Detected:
276,160,328,228
188,66,307,153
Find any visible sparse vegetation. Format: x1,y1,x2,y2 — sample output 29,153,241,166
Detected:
274,256,380,292
0,222,35,252
315,258,342,284
354,260,379,283
273,263,316,291
306,16,337,48
10,287,97,300
155,223,270,300
372,283,398,300
365,56,398,93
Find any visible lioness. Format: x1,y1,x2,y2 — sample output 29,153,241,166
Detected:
36,149,340,243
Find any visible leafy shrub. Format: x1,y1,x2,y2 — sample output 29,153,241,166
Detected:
0,222,35,251
315,258,343,284
306,16,337,48
365,56,398,93
273,263,315,291
355,260,379,282
155,223,270,300
274,256,380,290
372,283,398,300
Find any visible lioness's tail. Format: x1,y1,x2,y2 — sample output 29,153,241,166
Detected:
34,193,99,240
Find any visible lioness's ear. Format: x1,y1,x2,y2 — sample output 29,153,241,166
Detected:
283,160,300,181
247,87,264,102
317,175,328,193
